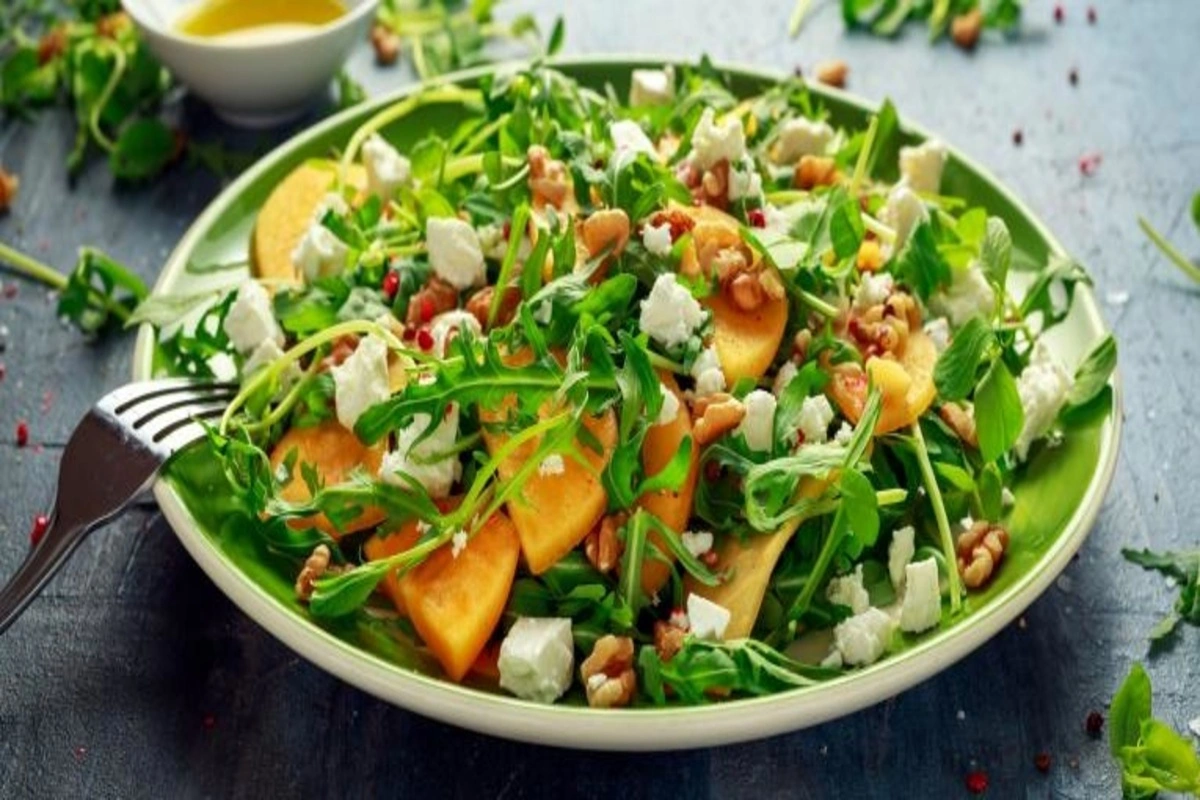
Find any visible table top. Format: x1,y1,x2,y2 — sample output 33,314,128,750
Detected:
1,0,1197,796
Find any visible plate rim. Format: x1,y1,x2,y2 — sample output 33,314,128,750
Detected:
133,55,1123,751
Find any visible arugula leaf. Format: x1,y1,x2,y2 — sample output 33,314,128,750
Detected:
57,247,149,333
1067,334,1117,408
1019,254,1091,327
974,359,1024,463
933,316,994,401
1122,547,1200,641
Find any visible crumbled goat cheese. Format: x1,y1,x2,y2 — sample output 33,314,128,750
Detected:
681,530,714,558
533,300,552,325
727,158,763,201
960,515,975,532
669,609,691,630
1001,487,1016,507
764,204,793,236
242,339,301,391
796,394,835,445
853,272,894,310
362,134,412,199
1014,342,1073,461
379,405,462,498
771,117,834,164
629,67,674,106
610,119,659,162
928,262,996,327
826,565,871,615
292,221,349,282
450,530,468,559
888,525,916,590
899,139,948,194
538,453,566,477
426,216,486,290
690,107,746,170
476,223,508,260
820,649,844,670
655,383,680,426
924,317,951,353
879,184,929,250
642,222,674,256
331,335,391,431
736,389,777,452
691,345,726,397
899,558,943,634
833,607,895,667
429,309,482,358
773,361,799,397
312,191,349,222
687,593,732,640
224,280,283,354
638,273,706,349
497,617,575,704
833,421,854,446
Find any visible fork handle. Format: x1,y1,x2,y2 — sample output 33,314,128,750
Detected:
0,510,92,635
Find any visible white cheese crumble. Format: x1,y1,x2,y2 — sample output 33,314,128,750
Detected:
899,139,948,194
224,280,283,354
668,609,690,630
638,273,706,349
609,119,659,162
450,529,468,559
796,394,835,445
312,191,349,222
826,564,871,615
497,617,575,704
629,67,674,106
537,453,566,477
879,184,929,250
691,345,726,397
642,221,674,256
362,134,412,199
429,309,482,359
853,272,894,310
928,262,996,327
736,389,777,452
771,117,835,164
924,316,951,353
773,361,799,397
426,216,486,290
655,383,680,426
833,607,895,667
690,107,746,171
1002,487,1016,507
1014,342,1073,461
727,158,763,202
686,593,732,641
833,421,854,446
888,525,916,590
242,340,302,392
292,221,349,282
681,530,714,558
899,557,942,634
379,405,462,498
476,223,508,261
331,335,391,431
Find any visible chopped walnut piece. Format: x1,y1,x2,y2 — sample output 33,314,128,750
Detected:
465,285,521,329
693,394,747,446
295,544,332,602
528,145,573,210
580,208,631,259
693,160,731,211
96,11,131,38
794,155,839,190
951,8,984,50
580,635,637,708
584,513,626,574
370,23,401,65
653,621,686,662
0,168,17,214
814,59,849,88
37,26,67,65
939,402,979,448
793,328,813,362
956,521,1010,589
404,276,459,327
728,272,767,312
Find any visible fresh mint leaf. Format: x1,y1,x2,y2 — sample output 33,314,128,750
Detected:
933,316,994,401
1068,334,1117,408
974,358,1024,463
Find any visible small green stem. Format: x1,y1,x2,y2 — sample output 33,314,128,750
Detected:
862,213,897,244
0,240,68,290
788,0,813,37
910,419,963,612
799,288,839,317
848,114,879,199
89,40,127,154
241,357,325,434
1139,216,1200,283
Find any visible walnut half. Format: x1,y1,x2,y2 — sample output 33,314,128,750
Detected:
580,635,637,708
956,521,1009,589
295,544,332,602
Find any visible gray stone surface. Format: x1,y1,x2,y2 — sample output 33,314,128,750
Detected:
0,0,1197,796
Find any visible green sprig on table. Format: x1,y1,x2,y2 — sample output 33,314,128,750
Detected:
1139,192,1200,284
1122,547,1200,643
790,0,1023,41
1108,663,1200,798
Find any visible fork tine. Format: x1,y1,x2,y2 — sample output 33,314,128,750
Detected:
105,379,238,416
153,408,227,454
127,390,238,431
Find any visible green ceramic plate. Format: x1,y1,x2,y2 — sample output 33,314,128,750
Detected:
132,57,1121,750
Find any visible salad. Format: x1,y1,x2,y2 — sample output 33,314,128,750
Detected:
152,60,1116,708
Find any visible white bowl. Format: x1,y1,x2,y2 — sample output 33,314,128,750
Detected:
121,0,378,127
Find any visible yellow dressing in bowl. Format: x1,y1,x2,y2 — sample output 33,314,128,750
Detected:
176,0,346,43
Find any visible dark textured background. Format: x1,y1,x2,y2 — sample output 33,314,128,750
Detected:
1,0,1198,797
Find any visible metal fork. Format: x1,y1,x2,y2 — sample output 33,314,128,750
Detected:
0,379,237,634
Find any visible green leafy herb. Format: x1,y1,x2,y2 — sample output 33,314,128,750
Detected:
1067,334,1117,409
974,359,1024,463
1121,548,1199,642
638,637,834,704
933,316,994,401
1139,213,1200,284
893,222,952,300
1108,662,1200,798
334,69,367,110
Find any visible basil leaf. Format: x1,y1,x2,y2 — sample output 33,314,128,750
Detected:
1109,662,1152,758
1067,334,1117,408
974,359,1024,463
933,316,994,401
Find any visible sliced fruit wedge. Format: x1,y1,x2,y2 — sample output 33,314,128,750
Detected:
828,330,938,434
